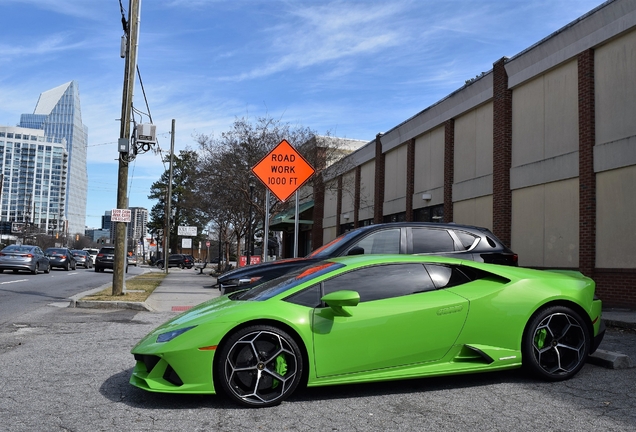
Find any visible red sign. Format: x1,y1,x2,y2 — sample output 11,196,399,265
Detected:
239,255,262,267
251,139,315,202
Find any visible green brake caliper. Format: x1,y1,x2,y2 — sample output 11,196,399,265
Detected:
271,354,288,389
534,328,547,349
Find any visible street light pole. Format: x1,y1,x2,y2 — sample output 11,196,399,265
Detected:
164,119,175,275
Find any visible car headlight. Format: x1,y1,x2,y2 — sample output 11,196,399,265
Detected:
156,326,196,343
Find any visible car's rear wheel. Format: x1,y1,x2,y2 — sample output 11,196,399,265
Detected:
522,306,590,381
215,325,303,408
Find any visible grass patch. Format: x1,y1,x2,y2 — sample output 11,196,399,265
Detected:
81,272,167,302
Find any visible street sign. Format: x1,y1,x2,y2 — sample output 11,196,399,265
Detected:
178,226,197,236
252,139,315,202
111,208,131,222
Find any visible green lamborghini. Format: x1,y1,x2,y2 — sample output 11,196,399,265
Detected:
130,255,605,408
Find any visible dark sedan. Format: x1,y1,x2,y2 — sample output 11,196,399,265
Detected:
216,222,518,294
0,244,50,274
44,247,77,271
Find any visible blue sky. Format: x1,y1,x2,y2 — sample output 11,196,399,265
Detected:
0,0,603,228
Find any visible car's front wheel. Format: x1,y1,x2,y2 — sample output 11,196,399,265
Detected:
522,306,590,381
215,325,303,408
31,264,38,275
44,263,51,274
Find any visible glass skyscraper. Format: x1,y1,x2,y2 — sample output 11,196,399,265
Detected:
0,127,68,236
20,81,88,235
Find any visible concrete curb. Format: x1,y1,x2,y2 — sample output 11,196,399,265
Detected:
72,299,154,311
588,349,634,369
603,318,636,331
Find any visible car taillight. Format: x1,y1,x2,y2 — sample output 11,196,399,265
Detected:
26,254,34,258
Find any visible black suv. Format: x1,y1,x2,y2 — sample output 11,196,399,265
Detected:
216,222,518,294
156,254,194,269
94,246,128,273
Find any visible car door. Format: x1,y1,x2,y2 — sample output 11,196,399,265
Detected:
312,263,468,377
340,227,405,256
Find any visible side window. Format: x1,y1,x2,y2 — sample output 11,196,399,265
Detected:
347,228,400,255
285,284,322,308
323,263,435,303
424,264,471,289
454,230,479,250
412,228,456,253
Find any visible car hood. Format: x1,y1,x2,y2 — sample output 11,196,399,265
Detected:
217,257,316,282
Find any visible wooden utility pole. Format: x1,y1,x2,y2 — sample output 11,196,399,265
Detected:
113,0,141,296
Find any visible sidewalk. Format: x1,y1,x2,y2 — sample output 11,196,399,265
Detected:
144,268,220,312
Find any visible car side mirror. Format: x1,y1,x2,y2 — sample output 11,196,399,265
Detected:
321,290,360,317
346,246,365,256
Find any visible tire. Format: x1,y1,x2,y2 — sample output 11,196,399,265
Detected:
0,269,3,273
522,306,590,381
31,264,38,275
13,269,18,274
64,263,69,271
179,263,185,269
158,262,164,269
215,325,303,408
44,263,51,274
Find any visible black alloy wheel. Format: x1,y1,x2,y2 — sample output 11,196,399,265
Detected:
522,306,590,381
215,325,304,408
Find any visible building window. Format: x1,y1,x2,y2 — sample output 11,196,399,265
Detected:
383,212,406,223
413,204,444,223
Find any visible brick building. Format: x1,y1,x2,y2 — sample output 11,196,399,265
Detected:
313,0,636,308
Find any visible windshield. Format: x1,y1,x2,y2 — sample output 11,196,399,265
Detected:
234,261,344,301
307,229,367,258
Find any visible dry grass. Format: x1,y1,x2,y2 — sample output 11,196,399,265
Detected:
81,272,167,302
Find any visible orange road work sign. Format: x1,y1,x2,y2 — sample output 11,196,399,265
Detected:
252,139,315,202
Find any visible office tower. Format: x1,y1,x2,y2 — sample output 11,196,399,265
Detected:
20,81,88,236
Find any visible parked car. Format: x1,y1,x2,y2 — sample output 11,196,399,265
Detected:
95,246,128,273
0,244,50,274
216,222,518,294
131,254,604,408
127,255,138,266
156,254,194,269
44,247,77,271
